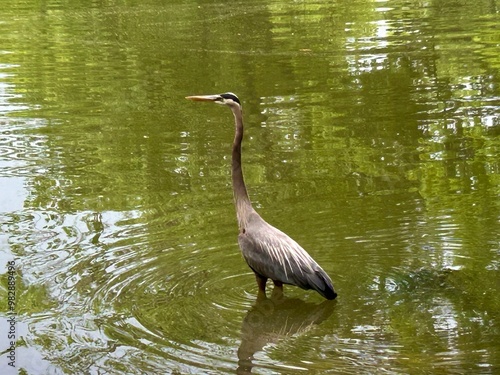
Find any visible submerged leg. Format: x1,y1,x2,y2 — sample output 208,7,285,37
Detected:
271,280,284,299
255,274,268,299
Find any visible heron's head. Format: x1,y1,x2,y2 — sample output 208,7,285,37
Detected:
186,92,241,110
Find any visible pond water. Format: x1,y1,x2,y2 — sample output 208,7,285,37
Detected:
1,0,500,373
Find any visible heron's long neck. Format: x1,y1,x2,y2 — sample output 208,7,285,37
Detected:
231,107,253,229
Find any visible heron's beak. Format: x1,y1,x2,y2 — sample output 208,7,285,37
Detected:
185,95,221,102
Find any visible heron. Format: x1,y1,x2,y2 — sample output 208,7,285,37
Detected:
186,92,337,300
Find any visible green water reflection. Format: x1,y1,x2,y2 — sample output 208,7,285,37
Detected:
0,0,499,373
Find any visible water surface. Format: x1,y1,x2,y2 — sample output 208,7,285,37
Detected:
1,0,499,373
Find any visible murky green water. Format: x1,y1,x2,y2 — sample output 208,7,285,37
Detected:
1,0,499,373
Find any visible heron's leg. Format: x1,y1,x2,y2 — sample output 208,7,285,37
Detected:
255,274,267,298
273,280,283,289
271,280,284,299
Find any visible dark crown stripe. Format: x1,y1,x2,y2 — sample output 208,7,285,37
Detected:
220,93,240,104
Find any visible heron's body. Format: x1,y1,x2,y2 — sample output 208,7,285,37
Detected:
186,92,337,300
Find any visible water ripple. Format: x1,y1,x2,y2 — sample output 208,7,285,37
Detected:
5,205,265,372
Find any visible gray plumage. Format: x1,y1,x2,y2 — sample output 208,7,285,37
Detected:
186,92,337,300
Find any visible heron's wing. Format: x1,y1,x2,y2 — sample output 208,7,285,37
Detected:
238,219,335,299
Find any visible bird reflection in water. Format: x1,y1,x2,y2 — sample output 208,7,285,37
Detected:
236,294,336,374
